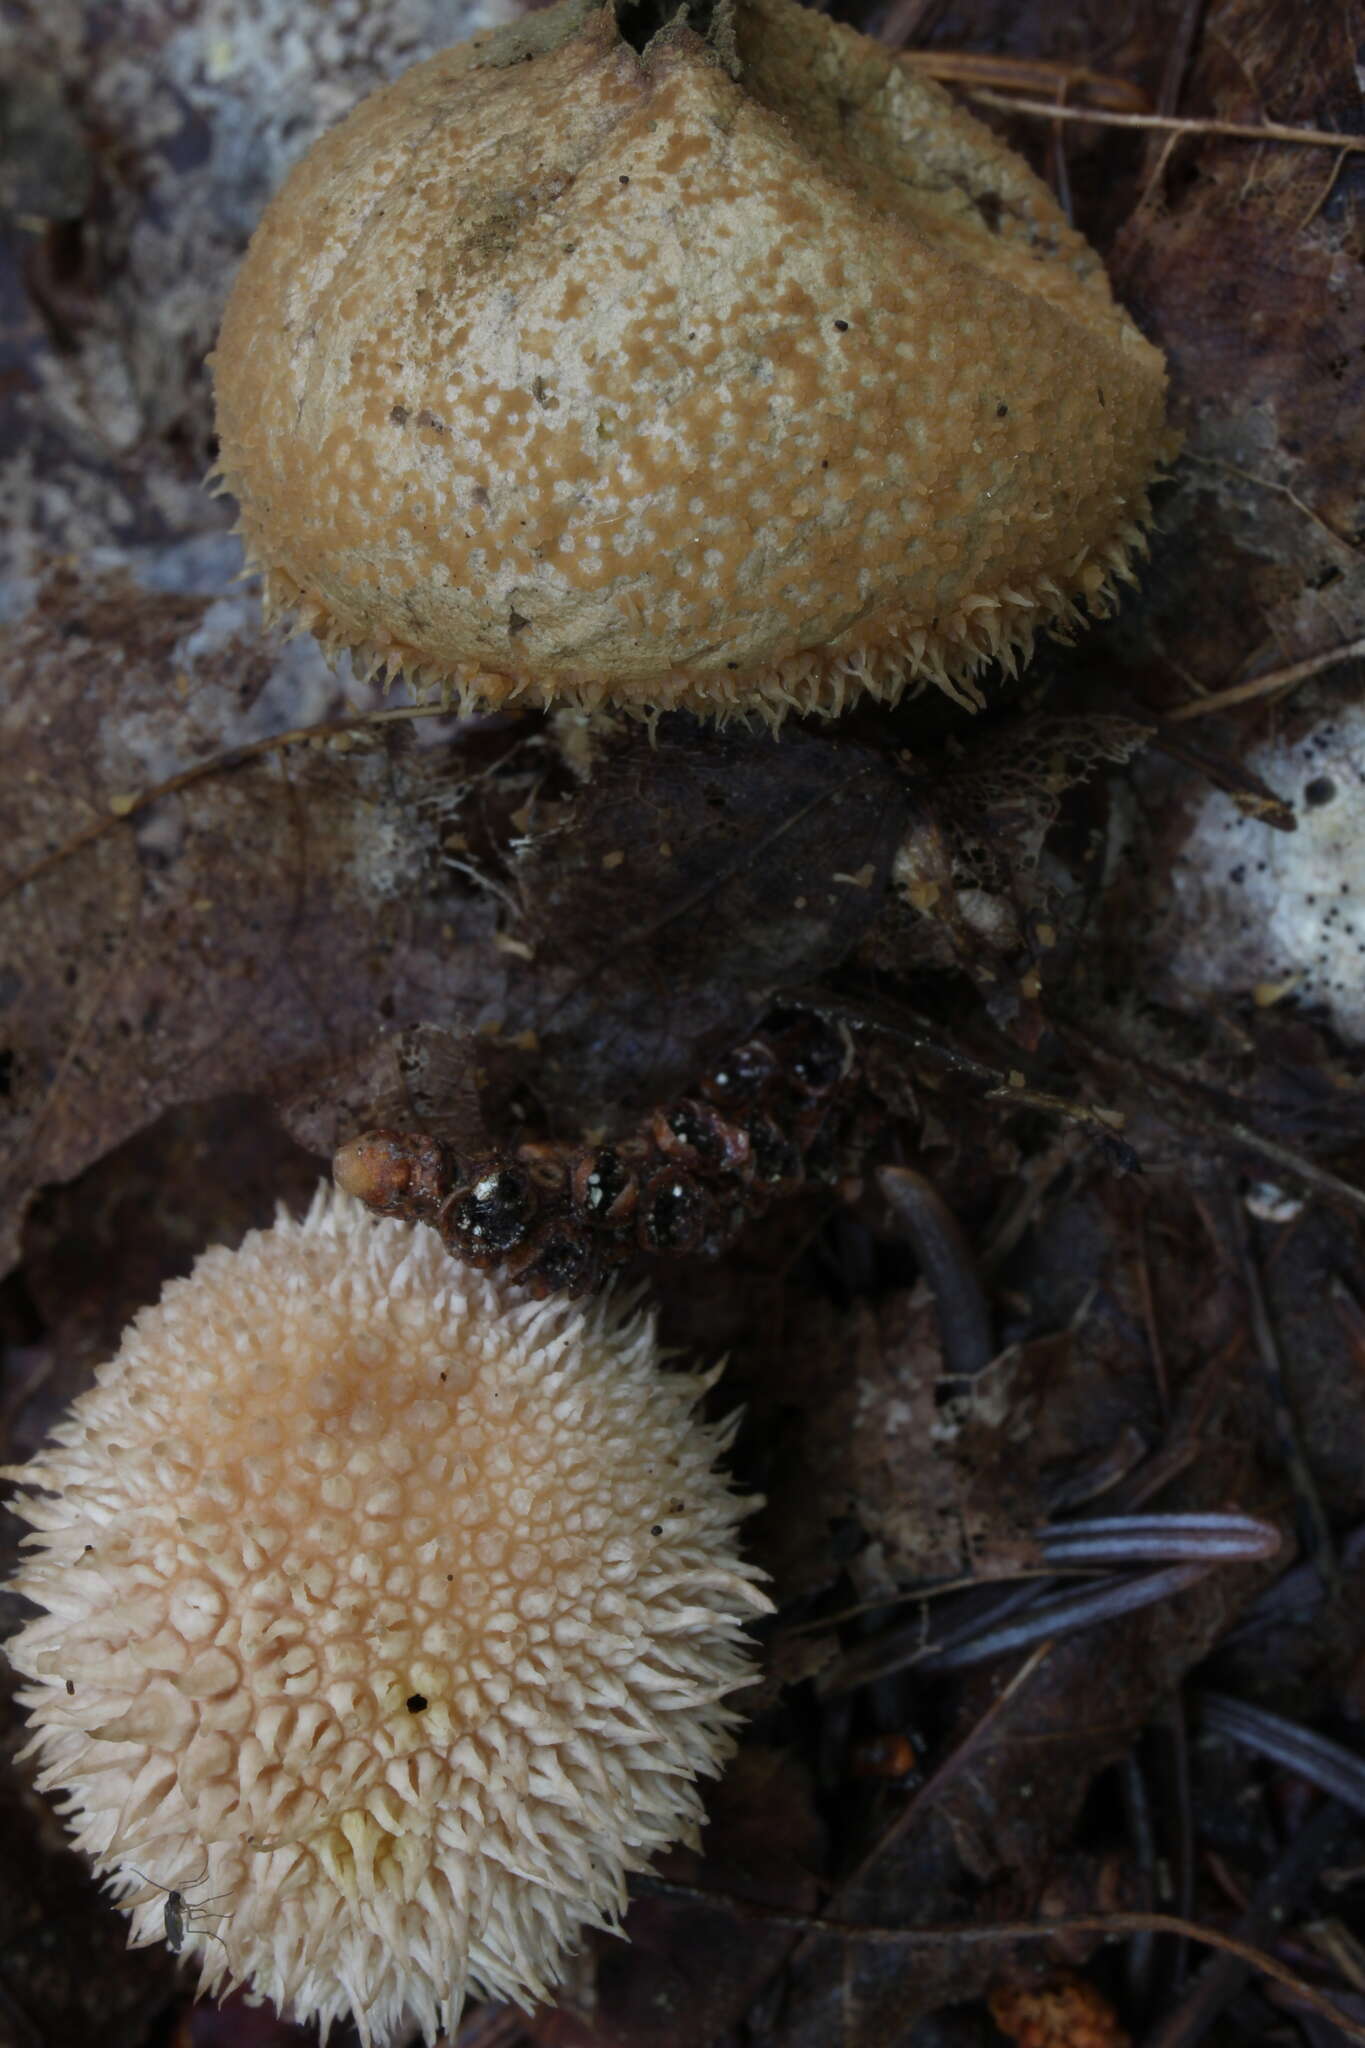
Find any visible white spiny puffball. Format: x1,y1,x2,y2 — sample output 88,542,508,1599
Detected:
4,1186,769,2044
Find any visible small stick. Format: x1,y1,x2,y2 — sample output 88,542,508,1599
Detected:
963,91,1365,156
1054,1018,1365,1223
1141,1800,1353,2048
1,700,457,903
896,50,1149,112
793,1642,1056,1964
629,1878,1365,2044
1165,637,1365,722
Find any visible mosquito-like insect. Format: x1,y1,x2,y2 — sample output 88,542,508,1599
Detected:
119,1856,232,1955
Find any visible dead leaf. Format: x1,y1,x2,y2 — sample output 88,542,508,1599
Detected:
514,719,910,1124
0,562,508,1271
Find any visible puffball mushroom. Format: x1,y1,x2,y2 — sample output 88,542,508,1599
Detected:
212,0,1172,722
3,1186,769,2045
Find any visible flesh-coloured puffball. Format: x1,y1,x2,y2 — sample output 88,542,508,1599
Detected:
4,1187,768,2044
212,0,1171,721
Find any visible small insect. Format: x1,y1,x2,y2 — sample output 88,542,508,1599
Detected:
119,1856,231,1955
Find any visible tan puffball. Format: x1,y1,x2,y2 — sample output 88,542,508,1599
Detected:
212,0,1172,724
3,1186,769,2045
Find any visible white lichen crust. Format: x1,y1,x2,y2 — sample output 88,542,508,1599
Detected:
4,1188,769,2044
212,0,1173,723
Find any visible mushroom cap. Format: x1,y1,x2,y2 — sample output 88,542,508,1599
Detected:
3,1187,768,2045
212,0,1172,722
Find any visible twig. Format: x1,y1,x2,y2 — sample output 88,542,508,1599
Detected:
1165,637,1365,722
1303,1921,1365,2000
1054,1019,1365,1223
817,1580,1041,1691
1149,723,1296,829
791,1641,1055,1964
796,989,1134,1157
1,700,457,902
1185,453,1355,552
1219,1117,1365,1221
964,91,1365,155
897,50,1149,112
1045,96,1074,224
978,1129,1086,1276
1299,142,1352,230
630,1878,1365,2044
983,1080,1135,1155
1134,0,1207,204
1141,1800,1354,2048
781,1570,1059,1639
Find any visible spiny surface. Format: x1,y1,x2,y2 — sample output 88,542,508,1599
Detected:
212,0,1172,721
4,1187,768,2044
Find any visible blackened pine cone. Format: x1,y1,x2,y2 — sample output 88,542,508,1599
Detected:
333,1011,856,1296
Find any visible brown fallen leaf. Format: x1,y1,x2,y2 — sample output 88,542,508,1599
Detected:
514,718,911,1124
0,561,508,1272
